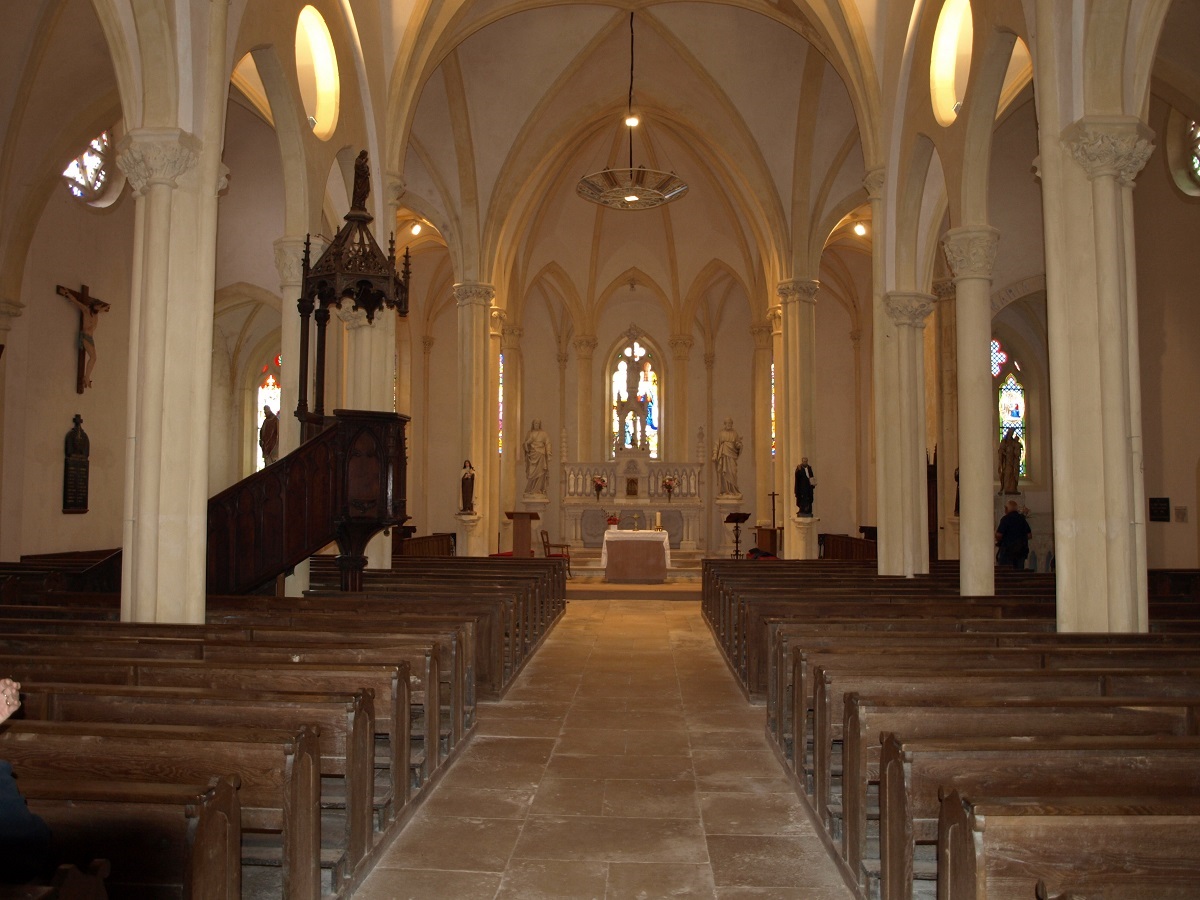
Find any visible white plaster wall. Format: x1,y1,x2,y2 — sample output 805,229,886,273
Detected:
1136,98,1200,567
707,311,755,542
421,303,460,537
988,98,1045,293
517,305,561,536
814,294,860,538
2,185,133,556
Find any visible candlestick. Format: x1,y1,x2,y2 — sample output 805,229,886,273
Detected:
655,511,661,528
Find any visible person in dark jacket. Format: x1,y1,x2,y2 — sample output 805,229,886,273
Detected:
0,678,52,884
995,500,1031,569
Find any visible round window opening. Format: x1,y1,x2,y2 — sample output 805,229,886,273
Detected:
295,6,340,140
930,0,973,126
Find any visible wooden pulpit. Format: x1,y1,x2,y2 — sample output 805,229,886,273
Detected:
506,511,540,558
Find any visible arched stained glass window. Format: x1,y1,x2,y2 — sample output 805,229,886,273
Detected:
1189,119,1200,186
498,353,504,454
256,365,282,472
993,339,1027,477
610,340,659,458
770,362,776,458
63,132,111,202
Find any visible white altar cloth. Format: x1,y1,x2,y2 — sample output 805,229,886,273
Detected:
599,529,672,568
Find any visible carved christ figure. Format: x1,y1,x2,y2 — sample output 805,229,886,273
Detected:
57,284,111,391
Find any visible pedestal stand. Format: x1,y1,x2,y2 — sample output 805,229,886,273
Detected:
791,515,820,560
715,495,744,556
725,512,751,559
454,512,482,556
506,510,540,559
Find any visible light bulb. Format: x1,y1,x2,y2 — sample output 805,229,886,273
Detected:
853,222,867,237
625,114,639,127
410,223,422,236
624,194,639,203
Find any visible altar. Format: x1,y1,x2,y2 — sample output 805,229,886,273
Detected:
601,530,671,583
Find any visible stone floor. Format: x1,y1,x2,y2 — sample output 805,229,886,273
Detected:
352,599,854,899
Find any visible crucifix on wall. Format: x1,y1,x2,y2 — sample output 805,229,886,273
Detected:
56,283,111,394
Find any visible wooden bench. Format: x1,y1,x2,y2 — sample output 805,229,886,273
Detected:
939,791,1200,900
0,861,110,900
20,775,240,899
0,720,321,900
878,733,1200,900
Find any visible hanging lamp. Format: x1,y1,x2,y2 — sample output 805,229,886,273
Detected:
576,13,687,210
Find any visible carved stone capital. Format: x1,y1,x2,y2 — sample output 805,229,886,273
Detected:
573,335,598,359
453,282,495,308
777,279,819,305
704,352,716,370
767,307,783,335
421,335,435,354
385,172,406,206
337,305,370,329
942,226,999,281
669,334,694,360
217,163,231,194
557,351,570,368
501,325,524,350
884,291,935,328
489,306,507,338
273,236,309,287
116,128,201,193
862,168,885,200
1062,116,1155,186
932,278,957,302
848,328,862,343
750,323,773,350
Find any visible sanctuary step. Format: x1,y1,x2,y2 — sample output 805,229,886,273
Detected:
569,546,705,583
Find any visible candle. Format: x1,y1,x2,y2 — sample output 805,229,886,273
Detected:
655,511,661,529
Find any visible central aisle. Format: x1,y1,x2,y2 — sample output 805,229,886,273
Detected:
353,600,854,899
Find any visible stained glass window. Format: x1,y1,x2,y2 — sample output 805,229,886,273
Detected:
1190,120,1200,186
256,371,281,472
994,338,1027,477
610,341,659,458
770,362,776,457
63,132,111,202
498,353,504,454
990,339,1007,377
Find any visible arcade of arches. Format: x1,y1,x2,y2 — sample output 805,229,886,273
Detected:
0,1,1199,634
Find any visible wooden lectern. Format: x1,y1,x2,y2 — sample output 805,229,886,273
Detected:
506,511,540,558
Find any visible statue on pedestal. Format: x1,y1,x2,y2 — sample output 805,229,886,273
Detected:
523,419,551,496
460,460,475,512
794,457,815,516
712,418,743,496
998,427,1022,495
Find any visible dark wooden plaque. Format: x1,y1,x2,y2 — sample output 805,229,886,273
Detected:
63,414,89,514
1149,497,1170,523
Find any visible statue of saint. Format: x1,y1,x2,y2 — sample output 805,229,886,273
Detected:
259,406,279,465
794,457,815,516
460,460,476,513
523,419,551,496
712,418,743,496
351,150,371,210
998,427,1022,495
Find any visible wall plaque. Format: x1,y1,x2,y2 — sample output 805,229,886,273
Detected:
1148,497,1170,523
63,414,89,514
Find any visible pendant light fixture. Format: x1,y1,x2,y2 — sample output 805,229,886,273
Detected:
576,13,688,210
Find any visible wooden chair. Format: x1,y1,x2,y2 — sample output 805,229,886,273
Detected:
540,530,571,578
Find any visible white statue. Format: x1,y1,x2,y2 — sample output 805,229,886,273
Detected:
523,419,551,495
712,417,743,495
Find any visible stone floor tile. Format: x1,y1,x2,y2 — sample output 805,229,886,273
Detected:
514,815,708,863
494,859,608,900
529,776,606,816
606,862,717,899
700,792,809,835
420,785,535,819
376,814,523,872
707,834,837,888
602,778,700,818
544,752,693,780
350,868,502,900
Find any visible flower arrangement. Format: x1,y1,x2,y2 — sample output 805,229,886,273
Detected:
660,474,678,501
605,510,621,526
592,474,608,501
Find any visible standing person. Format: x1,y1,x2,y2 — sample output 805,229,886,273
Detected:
794,457,815,516
995,500,1031,569
1,678,52,884
523,420,551,496
259,405,280,465
712,418,743,495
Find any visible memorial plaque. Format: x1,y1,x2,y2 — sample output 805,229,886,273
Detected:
63,414,89,514
1149,497,1170,523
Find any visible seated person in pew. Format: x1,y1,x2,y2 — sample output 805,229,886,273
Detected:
0,677,52,884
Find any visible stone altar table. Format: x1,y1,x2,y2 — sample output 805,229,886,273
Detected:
601,530,671,583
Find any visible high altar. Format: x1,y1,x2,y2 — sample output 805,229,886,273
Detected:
560,446,704,550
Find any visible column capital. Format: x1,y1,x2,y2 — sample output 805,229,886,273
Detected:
337,305,371,330
489,306,506,338
942,226,999,281
0,299,24,325
1062,116,1155,186
750,323,773,350
272,235,313,287
849,328,863,344
863,168,885,200
421,334,435,354
573,334,598,358
385,172,406,206
453,282,495,308
767,306,783,335
778,279,819,305
932,278,957,302
884,291,935,328
501,325,524,350
669,334,694,359
704,352,716,370
116,128,201,193
557,351,570,368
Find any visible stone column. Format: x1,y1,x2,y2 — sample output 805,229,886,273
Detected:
849,328,868,528
419,334,435,528
669,334,693,461
943,226,1000,597
272,236,311,457
455,282,494,556
573,335,597,458
779,279,819,559
884,291,935,575
751,323,774,530
499,316,527,551
932,279,959,559
1051,116,1154,631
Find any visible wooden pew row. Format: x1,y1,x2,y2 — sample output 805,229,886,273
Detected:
878,735,1200,900
0,720,321,900
20,775,240,900
838,695,1200,898
19,683,376,889
0,656,414,826
0,861,111,900
0,629,449,785
938,791,1200,900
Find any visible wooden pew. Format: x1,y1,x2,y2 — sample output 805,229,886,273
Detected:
878,733,1200,900
0,861,110,900
0,720,321,900
938,791,1200,900
20,775,240,900
19,683,375,888
837,695,1200,896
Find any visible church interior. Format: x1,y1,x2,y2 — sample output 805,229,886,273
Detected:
2,0,1200,897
